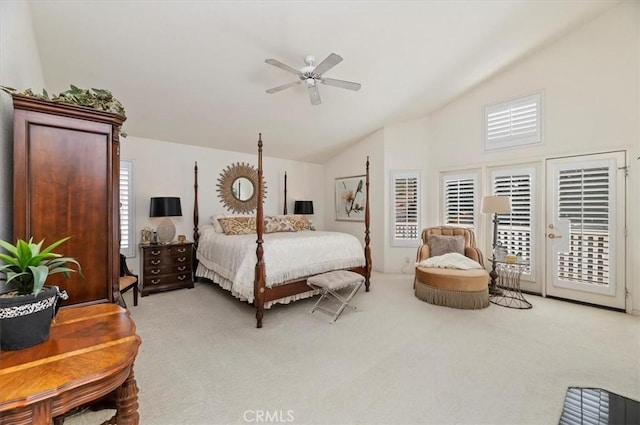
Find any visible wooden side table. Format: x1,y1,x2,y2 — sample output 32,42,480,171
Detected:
140,241,194,297
0,303,141,425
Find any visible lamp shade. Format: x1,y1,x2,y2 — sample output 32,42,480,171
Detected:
294,200,314,215
149,197,182,217
481,196,511,214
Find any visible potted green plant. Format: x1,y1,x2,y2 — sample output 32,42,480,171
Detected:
0,237,81,351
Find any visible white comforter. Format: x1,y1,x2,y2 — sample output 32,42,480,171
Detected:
196,225,365,303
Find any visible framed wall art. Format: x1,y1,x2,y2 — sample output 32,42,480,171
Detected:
335,175,366,221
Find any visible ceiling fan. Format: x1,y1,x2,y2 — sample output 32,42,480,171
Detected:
265,53,361,105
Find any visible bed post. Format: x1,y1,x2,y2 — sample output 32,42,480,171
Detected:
364,156,371,291
193,161,200,246
255,133,266,328
193,161,200,274
283,171,287,215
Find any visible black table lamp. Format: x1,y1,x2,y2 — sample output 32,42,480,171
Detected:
150,197,182,243
294,200,314,215
294,200,314,230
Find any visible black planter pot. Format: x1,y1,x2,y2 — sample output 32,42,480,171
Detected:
0,286,67,351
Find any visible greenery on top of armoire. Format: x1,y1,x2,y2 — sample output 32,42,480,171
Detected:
1,85,126,118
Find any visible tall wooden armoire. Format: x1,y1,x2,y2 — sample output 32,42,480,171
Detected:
11,94,126,306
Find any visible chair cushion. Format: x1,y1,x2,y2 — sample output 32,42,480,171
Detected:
307,270,364,291
119,276,137,290
415,266,488,292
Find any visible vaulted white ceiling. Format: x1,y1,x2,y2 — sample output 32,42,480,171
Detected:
28,0,618,163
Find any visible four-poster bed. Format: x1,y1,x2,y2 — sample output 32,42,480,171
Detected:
193,134,372,328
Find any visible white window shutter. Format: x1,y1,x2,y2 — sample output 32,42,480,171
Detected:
485,92,542,151
557,166,611,286
442,173,478,229
391,171,421,247
119,160,135,257
492,167,536,280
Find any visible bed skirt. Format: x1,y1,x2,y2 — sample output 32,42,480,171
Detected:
196,263,320,309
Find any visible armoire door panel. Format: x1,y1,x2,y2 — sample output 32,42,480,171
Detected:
11,94,126,307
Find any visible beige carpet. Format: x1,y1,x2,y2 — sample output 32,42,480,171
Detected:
66,272,640,425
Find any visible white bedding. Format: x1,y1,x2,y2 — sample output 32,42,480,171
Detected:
416,252,483,270
196,225,365,306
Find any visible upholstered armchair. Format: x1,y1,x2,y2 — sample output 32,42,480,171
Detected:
414,226,489,309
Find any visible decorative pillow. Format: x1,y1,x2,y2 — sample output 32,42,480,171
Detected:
218,216,257,235
428,234,465,257
210,215,226,233
288,216,310,231
264,215,296,233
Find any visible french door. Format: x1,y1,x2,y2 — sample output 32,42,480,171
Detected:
545,152,626,309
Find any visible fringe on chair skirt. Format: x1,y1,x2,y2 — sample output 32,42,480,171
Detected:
414,279,489,310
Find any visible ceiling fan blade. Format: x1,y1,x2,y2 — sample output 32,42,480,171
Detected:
265,59,302,76
320,78,362,91
312,53,343,76
266,80,301,94
308,85,321,105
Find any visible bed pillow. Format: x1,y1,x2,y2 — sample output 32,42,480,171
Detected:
288,216,311,231
218,216,257,235
264,215,297,233
428,234,465,257
210,214,226,233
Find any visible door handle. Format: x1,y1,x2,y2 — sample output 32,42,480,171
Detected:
548,233,563,239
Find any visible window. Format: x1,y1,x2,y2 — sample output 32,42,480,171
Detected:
391,171,420,247
484,92,542,151
442,173,478,229
491,167,536,280
120,160,135,257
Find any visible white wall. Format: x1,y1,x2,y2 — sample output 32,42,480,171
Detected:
121,136,324,275
421,1,639,311
0,1,45,242
324,130,385,272
382,118,429,273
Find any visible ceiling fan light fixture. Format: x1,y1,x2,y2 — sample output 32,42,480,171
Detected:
265,53,361,105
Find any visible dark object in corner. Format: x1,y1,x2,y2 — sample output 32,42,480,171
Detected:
559,387,640,425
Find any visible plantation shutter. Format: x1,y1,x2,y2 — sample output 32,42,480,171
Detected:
443,174,477,228
391,171,420,247
119,160,135,257
557,166,611,286
485,92,542,150
492,167,535,279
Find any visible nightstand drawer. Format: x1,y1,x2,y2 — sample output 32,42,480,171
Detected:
143,272,192,287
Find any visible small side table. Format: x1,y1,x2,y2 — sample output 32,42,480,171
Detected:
490,259,532,309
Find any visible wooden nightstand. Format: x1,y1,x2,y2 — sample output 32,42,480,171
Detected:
140,241,194,296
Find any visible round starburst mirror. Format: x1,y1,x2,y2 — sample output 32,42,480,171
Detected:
217,162,267,214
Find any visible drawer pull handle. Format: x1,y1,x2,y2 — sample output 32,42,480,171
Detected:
151,259,161,265
151,269,160,275
178,248,186,253
151,250,161,256
177,257,186,262
151,279,160,285
178,275,187,281
178,266,187,271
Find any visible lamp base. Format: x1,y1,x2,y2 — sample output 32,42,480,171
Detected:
157,217,176,243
